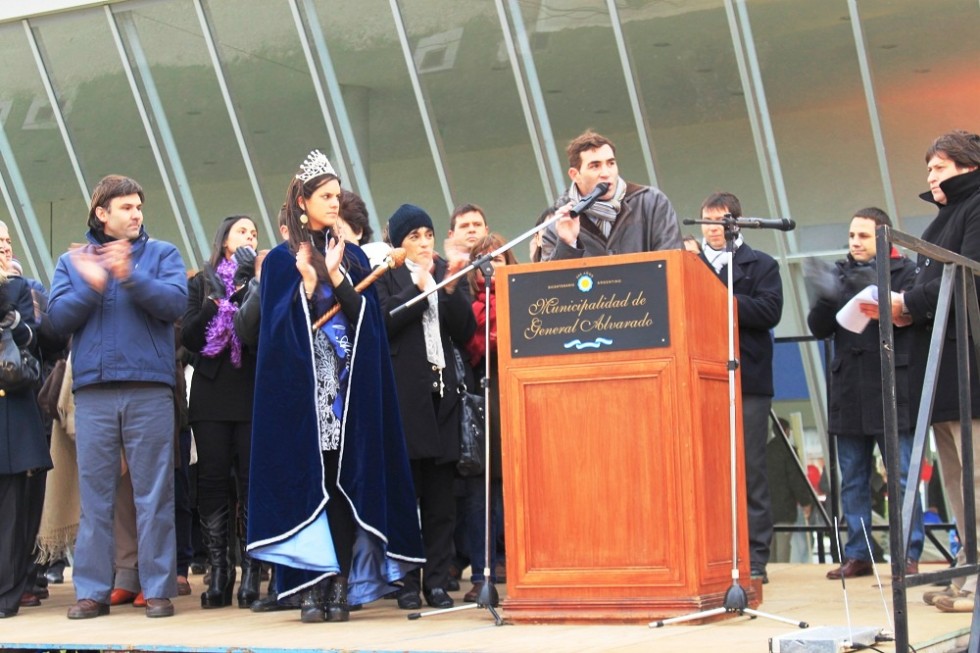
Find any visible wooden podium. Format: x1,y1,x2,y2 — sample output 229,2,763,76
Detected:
496,250,758,623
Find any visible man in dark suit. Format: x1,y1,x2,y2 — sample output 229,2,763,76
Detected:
698,191,784,584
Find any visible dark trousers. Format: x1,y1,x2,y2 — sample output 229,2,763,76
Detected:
193,420,251,517
463,475,503,583
322,449,355,577
174,428,193,577
742,394,773,571
0,471,46,612
403,458,457,593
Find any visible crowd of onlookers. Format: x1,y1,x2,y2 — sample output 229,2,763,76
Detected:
2,127,980,627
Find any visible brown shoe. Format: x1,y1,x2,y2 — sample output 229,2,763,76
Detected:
826,558,874,580
934,592,975,613
67,599,109,619
145,598,174,618
463,582,483,603
176,575,192,596
924,585,969,606
905,559,919,575
19,592,41,607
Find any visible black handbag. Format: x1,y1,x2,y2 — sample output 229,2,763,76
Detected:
0,326,40,391
452,347,485,477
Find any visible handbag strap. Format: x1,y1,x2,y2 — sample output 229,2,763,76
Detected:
451,345,467,395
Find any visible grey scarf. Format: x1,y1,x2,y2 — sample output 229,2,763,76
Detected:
568,177,627,238
405,258,446,395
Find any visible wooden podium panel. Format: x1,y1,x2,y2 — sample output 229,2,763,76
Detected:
497,250,758,623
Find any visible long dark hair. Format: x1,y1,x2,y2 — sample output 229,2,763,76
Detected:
208,215,255,269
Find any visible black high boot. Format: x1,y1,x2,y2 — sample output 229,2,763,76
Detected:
236,506,261,608
200,506,236,608
325,576,350,622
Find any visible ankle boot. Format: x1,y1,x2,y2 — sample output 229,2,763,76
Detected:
200,506,236,608
236,506,261,608
325,576,349,622
299,584,323,623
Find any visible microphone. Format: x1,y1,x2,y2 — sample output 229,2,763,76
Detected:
732,217,796,231
682,216,796,231
569,182,610,216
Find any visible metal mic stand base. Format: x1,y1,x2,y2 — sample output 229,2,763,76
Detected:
407,582,505,625
650,581,808,628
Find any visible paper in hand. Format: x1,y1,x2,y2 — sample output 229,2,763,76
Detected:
836,285,902,334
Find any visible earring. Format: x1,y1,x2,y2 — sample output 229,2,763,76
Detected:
299,213,308,226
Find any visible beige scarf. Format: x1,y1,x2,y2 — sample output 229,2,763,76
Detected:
35,358,78,563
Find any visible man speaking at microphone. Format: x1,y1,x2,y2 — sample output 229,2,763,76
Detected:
540,129,682,260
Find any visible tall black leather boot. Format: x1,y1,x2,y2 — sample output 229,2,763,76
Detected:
236,506,261,608
325,576,350,622
200,505,235,608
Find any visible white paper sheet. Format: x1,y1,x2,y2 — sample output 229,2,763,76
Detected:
835,285,902,334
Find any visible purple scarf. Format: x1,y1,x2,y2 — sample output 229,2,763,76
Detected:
201,257,243,367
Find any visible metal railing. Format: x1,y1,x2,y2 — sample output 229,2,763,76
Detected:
878,225,980,653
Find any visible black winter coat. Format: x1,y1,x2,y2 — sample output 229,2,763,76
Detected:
0,276,50,475
904,168,980,424
182,272,257,424
376,257,477,463
700,242,783,396
807,254,916,436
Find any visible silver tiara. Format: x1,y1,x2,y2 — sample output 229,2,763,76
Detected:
296,149,337,182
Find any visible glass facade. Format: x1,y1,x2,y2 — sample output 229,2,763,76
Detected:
0,0,978,428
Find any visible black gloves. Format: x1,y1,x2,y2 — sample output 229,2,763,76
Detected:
232,246,257,289
802,258,840,306
203,264,225,301
842,265,877,298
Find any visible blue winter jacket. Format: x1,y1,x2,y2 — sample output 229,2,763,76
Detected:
47,228,187,391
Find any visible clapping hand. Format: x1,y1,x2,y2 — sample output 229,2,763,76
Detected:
68,246,109,293
232,246,257,288
100,239,133,281
202,264,225,302
442,240,468,294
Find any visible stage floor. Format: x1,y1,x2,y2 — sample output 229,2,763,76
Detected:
0,563,972,653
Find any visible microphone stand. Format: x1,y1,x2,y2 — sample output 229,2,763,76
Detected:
397,217,558,626
651,217,807,629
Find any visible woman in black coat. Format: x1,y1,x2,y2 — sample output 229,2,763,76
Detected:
0,272,50,617
182,216,260,609
375,204,476,610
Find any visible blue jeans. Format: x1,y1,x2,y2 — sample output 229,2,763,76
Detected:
837,432,924,562
73,385,176,602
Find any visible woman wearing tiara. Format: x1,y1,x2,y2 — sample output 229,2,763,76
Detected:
246,150,423,623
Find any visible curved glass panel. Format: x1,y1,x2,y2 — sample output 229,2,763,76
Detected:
306,0,444,231
0,21,83,284
743,0,883,241
621,2,768,231
862,0,980,235
31,8,186,262
118,0,263,251
207,0,333,237
396,0,548,245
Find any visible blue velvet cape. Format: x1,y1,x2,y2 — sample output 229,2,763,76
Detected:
246,241,424,603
